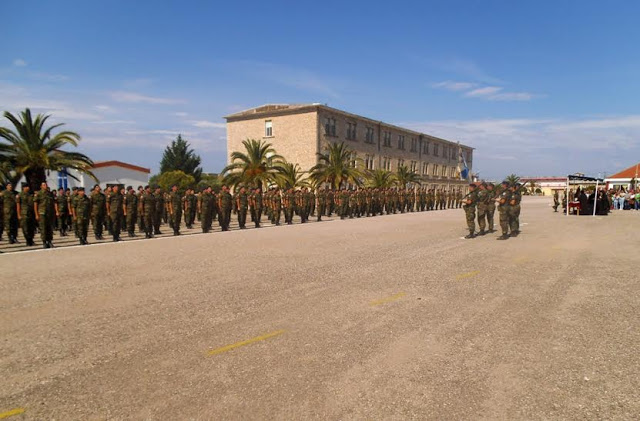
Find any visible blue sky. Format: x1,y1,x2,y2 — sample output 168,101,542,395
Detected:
2,0,640,179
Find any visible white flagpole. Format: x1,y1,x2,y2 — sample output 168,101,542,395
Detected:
593,179,598,216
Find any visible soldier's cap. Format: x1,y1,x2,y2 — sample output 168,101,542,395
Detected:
72,186,78,190
6,182,12,186
127,185,133,190
93,184,100,189
481,182,487,187
501,181,510,186
78,187,85,191
469,183,477,187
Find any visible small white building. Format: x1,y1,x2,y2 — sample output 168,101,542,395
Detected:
19,160,151,190
605,162,639,190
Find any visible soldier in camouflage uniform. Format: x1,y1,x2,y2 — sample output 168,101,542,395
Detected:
153,187,165,235
54,187,69,236
283,188,294,225
73,187,91,245
140,185,155,238
34,182,55,248
475,182,489,236
169,185,182,235
124,186,138,237
136,186,145,233
107,184,124,242
17,184,36,246
316,187,326,221
218,185,232,231
250,187,263,228
236,186,249,229
496,181,512,240
462,183,478,239
90,185,106,240
271,187,282,225
199,186,214,233
2,183,19,243
508,183,522,237
486,183,497,232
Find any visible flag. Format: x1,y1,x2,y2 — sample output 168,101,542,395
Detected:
457,143,469,180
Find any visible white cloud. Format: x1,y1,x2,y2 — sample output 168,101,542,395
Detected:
432,81,477,91
464,86,503,97
488,92,538,102
94,105,117,113
110,91,186,105
13,58,27,67
190,120,225,129
174,112,188,117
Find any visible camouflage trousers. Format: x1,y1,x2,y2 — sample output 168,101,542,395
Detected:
487,203,496,231
476,204,487,232
508,204,521,233
38,213,54,243
463,204,476,233
21,213,35,242
498,205,510,235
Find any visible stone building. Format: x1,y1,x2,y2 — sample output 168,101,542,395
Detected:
225,104,473,190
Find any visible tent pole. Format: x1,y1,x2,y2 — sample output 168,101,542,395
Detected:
566,177,570,216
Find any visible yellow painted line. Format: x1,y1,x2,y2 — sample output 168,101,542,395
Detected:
456,271,480,280
370,292,406,306
0,408,25,419
208,330,285,356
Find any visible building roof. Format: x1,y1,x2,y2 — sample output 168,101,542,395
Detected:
607,162,640,180
520,176,566,182
92,160,151,174
224,103,472,149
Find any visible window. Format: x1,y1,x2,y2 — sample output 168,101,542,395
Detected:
324,117,337,136
443,146,448,160
434,143,439,157
346,122,357,140
432,164,439,176
451,148,457,160
410,161,417,172
364,154,375,170
365,127,375,144
423,141,430,155
422,162,429,175
383,131,392,147
398,135,405,150
441,166,447,177
410,138,417,152
350,152,357,168
265,120,273,137
398,159,405,169
382,157,391,171
451,167,457,178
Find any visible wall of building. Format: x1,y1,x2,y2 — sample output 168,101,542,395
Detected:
227,111,319,172
17,167,149,190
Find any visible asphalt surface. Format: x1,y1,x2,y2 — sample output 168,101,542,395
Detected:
1,197,639,420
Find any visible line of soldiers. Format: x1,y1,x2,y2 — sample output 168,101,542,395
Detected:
1,182,468,248
461,181,523,240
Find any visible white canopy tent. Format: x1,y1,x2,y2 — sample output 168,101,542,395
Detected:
565,174,605,216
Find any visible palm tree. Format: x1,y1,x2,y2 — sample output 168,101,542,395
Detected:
505,174,520,185
395,165,421,188
527,180,538,195
365,169,396,188
309,141,363,189
274,162,310,190
0,108,96,191
221,138,283,189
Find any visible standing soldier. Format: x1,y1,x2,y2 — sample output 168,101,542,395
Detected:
106,184,125,242
55,187,69,236
73,187,91,245
476,182,489,236
486,183,497,233
283,188,293,224
125,186,138,237
104,186,113,235
508,183,523,237
218,184,232,231
2,183,19,243
235,186,249,229
326,189,334,217
153,187,165,235
136,186,145,233
34,182,55,248
168,185,182,235
185,189,197,229
553,190,560,212
90,184,106,240
339,188,350,219
17,184,36,246
140,185,156,238
496,181,512,240
199,186,213,233
250,187,263,228
316,187,326,221
272,187,282,225
462,183,478,239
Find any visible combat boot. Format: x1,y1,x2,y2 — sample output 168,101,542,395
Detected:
464,232,476,239
497,234,510,240
478,229,486,236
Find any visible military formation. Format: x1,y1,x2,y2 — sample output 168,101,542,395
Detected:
1,182,470,249
461,181,523,240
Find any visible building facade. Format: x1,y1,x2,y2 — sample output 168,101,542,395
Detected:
605,162,639,190
225,104,474,190
18,160,150,190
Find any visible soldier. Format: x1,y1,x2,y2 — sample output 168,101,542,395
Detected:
199,186,214,233
140,185,155,238
486,183,497,233
34,182,55,248
316,187,326,221
235,186,249,229
106,184,125,242
90,184,106,240
2,183,19,243
124,186,138,237
508,183,523,237
154,187,165,235
17,184,36,246
250,187,263,228
73,187,91,245
496,181,512,240
326,189,334,216
218,184,232,231
104,186,113,235
168,185,182,235
462,183,478,239
136,186,145,233
476,182,489,236
183,189,196,229
272,187,282,225
553,190,560,212
54,187,69,236
283,188,294,224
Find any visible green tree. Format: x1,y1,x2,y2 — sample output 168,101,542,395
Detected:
274,162,309,190
196,173,222,192
156,170,195,192
505,174,521,185
0,108,95,191
309,142,363,190
160,134,202,182
365,169,396,188
395,165,421,187
222,139,283,189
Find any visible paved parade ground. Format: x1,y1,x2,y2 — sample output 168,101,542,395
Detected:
1,197,639,420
